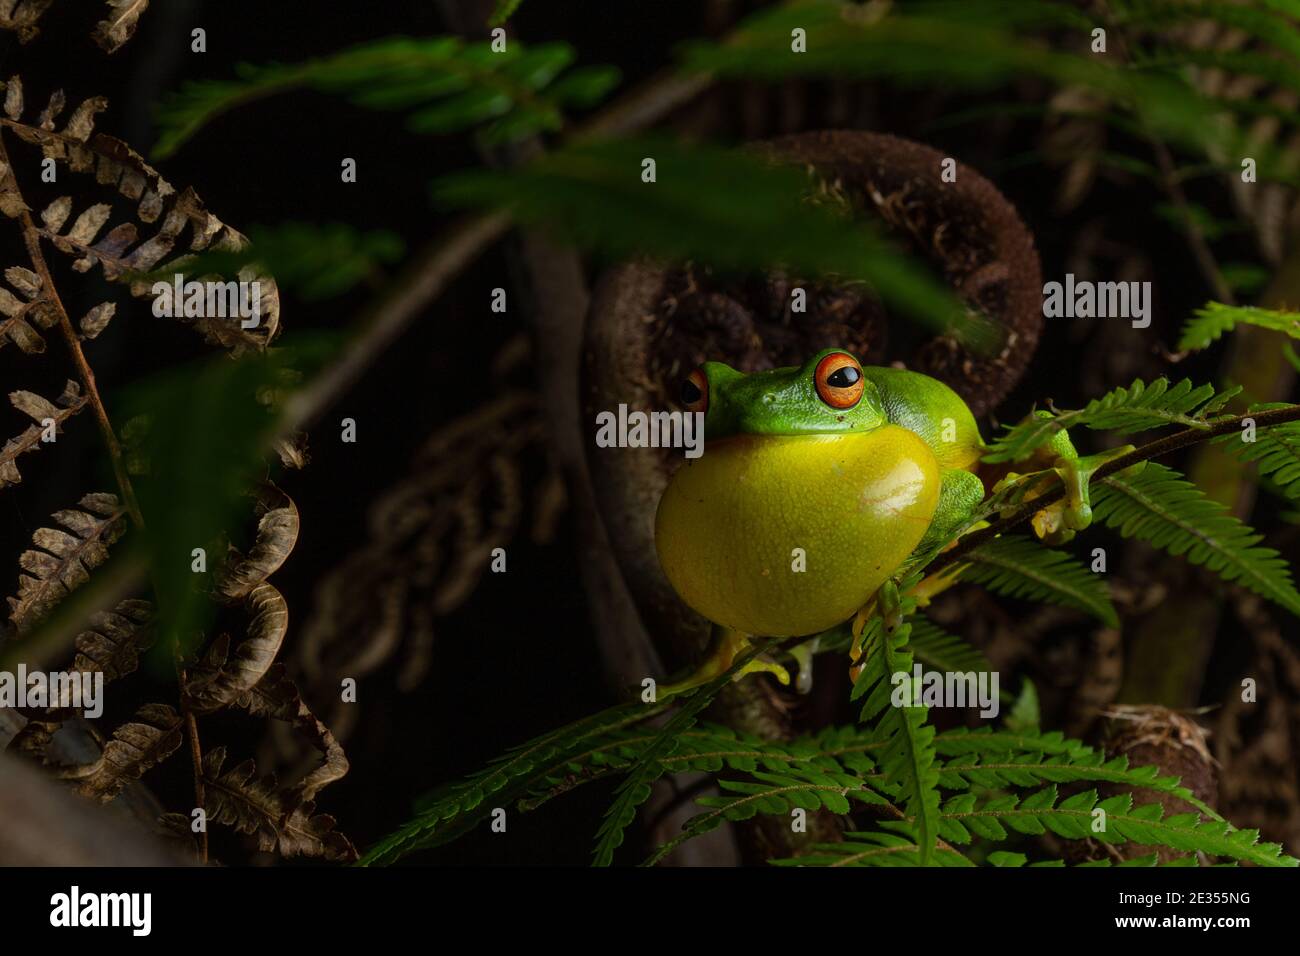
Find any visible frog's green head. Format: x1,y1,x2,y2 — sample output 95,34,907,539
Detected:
681,348,886,441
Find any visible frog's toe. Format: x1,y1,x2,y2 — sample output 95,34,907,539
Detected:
740,656,791,686
1049,445,1136,537
1031,502,1076,545
788,638,819,695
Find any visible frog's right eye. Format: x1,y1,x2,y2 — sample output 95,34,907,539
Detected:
681,368,709,415
814,352,864,409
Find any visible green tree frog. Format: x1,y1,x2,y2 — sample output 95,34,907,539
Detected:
653,348,1121,694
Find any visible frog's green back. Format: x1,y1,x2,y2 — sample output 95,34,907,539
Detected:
862,366,984,471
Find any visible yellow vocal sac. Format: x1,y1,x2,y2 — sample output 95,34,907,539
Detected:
654,425,940,637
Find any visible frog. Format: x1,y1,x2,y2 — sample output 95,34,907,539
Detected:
653,348,1128,695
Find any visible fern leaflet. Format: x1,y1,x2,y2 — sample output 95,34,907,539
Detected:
908,618,995,677
1178,302,1300,351
851,617,942,864
983,378,1234,463
155,36,620,157
591,637,778,866
1211,405,1300,501
359,699,664,864
1091,462,1300,617
938,787,1295,866
957,534,1118,626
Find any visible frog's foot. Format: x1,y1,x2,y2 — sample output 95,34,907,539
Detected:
788,637,820,695
1030,446,1138,545
657,627,790,699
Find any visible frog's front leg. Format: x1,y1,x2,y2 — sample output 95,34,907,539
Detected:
992,419,1138,544
913,466,987,561
657,625,791,699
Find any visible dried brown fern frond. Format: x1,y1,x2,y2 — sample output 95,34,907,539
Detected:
0,0,51,43
6,714,59,761
0,264,56,352
2,598,154,767
202,746,355,861
0,75,282,353
60,702,183,803
7,492,125,633
71,597,154,684
1,379,86,488
214,488,298,603
92,0,149,54
219,660,348,802
0,1,149,49
183,584,287,715
184,489,298,714
177,485,352,847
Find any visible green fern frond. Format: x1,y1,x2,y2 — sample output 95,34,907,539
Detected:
851,618,942,864
435,136,982,340
521,723,877,812
1091,462,1300,617
647,735,1222,865
935,726,1099,758
1178,302,1300,351
939,787,1296,866
988,850,1197,867
773,829,976,867
680,0,1279,167
907,618,995,677
936,752,1215,817
983,378,1233,463
359,699,663,865
154,36,619,158
643,766,889,866
1211,406,1300,500
957,535,1118,626
592,637,779,866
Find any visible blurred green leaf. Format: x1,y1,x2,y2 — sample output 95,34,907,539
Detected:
115,335,339,653
681,0,1300,182
434,136,995,345
154,36,619,157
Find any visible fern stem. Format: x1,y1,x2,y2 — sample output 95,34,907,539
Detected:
0,130,144,530
931,403,1300,575
180,683,209,864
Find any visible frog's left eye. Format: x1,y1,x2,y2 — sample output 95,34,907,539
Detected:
681,367,709,414
814,352,864,409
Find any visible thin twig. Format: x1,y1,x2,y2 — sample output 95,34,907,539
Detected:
927,403,1300,576
182,705,208,863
